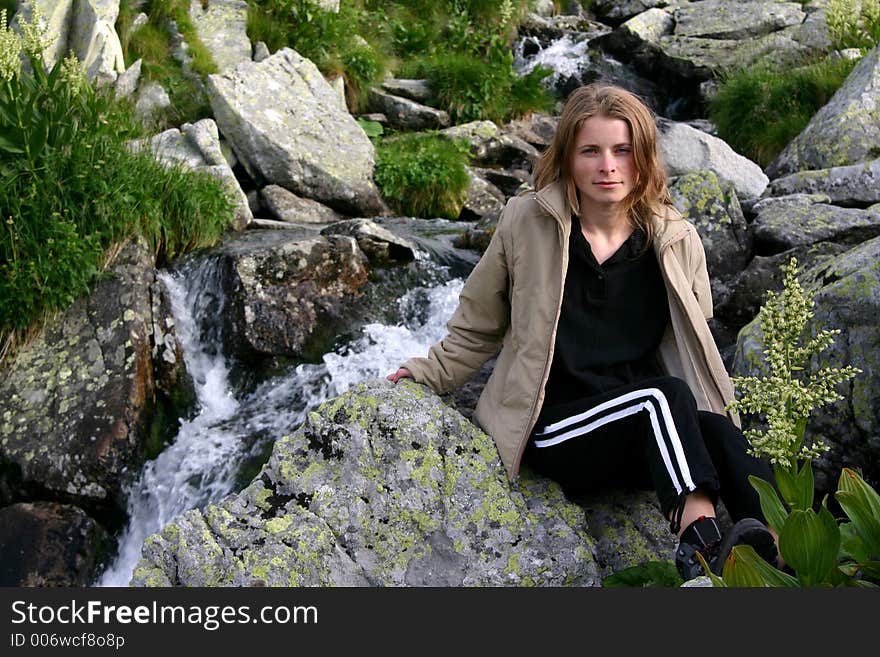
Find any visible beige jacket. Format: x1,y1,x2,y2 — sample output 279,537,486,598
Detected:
403,181,739,480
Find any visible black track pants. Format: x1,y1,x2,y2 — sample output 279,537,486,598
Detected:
524,376,773,528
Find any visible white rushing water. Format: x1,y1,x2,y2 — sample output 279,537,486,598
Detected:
97,257,463,586
513,33,592,87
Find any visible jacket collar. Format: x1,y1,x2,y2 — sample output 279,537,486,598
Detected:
533,181,689,251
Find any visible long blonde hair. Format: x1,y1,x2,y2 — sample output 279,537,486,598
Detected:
533,84,672,247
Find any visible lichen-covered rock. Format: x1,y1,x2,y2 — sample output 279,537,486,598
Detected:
669,170,752,302
715,242,849,328
260,185,345,224
751,194,880,253
366,88,450,131
206,48,386,216
765,158,880,206
459,169,505,223
131,119,252,230
592,0,670,27
0,240,157,514
320,219,416,266
673,0,804,41
131,380,600,586
216,231,370,358
658,119,768,199
766,46,880,177
732,237,880,495
577,490,678,578
187,0,251,73
441,121,539,168
0,502,111,586
594,4,817,83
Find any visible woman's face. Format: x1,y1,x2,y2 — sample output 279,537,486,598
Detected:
569,115,637,215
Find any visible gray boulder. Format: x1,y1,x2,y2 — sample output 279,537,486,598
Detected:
751,194,880,253
187,0,251,73
133,81,171,132
673,0,804,41
380,78,432,103
16,0,124,83
669,171,752,302
441,121,539,168
658,119,769,199
0,240,160,512
206,48,386,216
592,0,673,27
732,237,880,494
715,242,849,328
0,502,112,586
766,46,880,177
131,380,600,586
216,231,370,358
766,158,880,206
459,169,506,223
320,219,416,266
367,88,450,130
260,185,345,225
130,119,252,230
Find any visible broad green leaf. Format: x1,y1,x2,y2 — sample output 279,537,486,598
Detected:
795,460,815,506
602,561,682,588
695,552,726,587
749,474,788,534
721,545,800,587
28,115,49,162
779,507,840,586
836,468,880,551
773,463,813,510
839,522,871,563
0,132,25,154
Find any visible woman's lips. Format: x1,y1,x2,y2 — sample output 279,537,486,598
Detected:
594,181,621,188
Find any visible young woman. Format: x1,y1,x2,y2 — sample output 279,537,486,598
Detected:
387,83,779,581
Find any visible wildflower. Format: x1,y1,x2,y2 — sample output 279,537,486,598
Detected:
0,9,23,83
17,0,51,63
60,51,87,97
726,258,861,469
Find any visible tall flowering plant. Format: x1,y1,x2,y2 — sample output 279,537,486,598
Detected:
705,258,879,586
0,3,90,181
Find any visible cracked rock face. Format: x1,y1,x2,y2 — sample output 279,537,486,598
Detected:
131,380,600,587
206,48,386,216
0,239,158,513
215,230,371,358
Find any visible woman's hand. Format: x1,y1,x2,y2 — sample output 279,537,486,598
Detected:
386,368,413,383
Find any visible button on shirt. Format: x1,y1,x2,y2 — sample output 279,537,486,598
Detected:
542,214,670,409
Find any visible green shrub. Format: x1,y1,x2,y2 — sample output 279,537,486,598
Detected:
827,0,880,51
375,132,471,218
707,259,875,587
709,55,858,167
247,0,390,111
116,0,216,128
246,0,551,120
1,11,234,345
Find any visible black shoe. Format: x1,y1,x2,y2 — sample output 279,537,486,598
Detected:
675,516,723,581
711,517,778,576
675,517,778,581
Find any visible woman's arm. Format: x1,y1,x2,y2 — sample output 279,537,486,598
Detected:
394,208,513,394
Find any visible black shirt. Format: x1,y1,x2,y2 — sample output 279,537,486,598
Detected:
541,214,670,409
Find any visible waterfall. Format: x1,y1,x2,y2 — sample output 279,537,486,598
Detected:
96,251,464,586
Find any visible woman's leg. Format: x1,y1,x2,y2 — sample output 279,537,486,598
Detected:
697,410,775,523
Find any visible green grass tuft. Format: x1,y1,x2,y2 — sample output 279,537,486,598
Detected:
708,55,858,167
375,132,471,219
